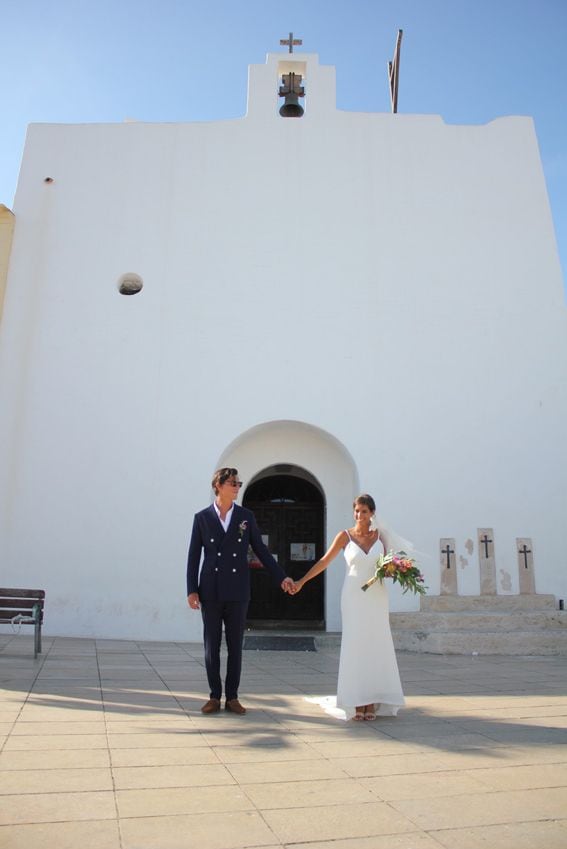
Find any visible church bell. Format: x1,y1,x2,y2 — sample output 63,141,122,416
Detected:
279,92,304,118
278,72,304,118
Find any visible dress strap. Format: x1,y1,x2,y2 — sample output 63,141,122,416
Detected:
344,529,351,541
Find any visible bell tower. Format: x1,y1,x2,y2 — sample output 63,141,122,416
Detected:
278,32,305,117
245,49,336,120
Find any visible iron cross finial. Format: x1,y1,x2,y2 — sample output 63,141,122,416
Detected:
280,32,302,53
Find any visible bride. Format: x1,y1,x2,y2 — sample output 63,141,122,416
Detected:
290,494,405,721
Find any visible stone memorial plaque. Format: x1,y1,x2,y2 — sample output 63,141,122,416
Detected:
440,538,458,595
478,527,496,595
517,537,535,594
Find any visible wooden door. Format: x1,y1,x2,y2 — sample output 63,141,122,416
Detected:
244,475,325,629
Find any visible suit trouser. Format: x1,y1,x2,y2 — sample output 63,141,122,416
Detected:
201,600,248,701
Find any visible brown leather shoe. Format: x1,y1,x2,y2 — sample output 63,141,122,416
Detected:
225,698,246,715
201,698,221,714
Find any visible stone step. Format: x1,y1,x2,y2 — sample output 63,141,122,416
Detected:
390,610,567,633
391,595,567,654
420,594,557,612
391,627,567,656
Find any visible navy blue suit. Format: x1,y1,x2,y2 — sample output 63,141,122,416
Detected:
187,504,286,700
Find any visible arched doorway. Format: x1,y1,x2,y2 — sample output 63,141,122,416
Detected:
243,465,325,629
215,419,360,632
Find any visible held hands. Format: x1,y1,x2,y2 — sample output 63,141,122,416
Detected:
281,578,303,595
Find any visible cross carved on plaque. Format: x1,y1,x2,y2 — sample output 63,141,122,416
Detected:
480,534,493,558
518,544,532,568
280,32,302,53
442,544,454,569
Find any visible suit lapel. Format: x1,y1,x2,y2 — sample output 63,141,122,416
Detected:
226,504,241,536
208,504,226,535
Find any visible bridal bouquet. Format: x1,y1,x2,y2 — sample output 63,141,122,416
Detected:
361,550,427,595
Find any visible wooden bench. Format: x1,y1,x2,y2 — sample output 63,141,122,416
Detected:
0,588,45,658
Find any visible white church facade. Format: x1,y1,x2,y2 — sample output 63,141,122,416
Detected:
0,51,566,643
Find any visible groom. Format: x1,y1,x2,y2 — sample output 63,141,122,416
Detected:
187,467,293,715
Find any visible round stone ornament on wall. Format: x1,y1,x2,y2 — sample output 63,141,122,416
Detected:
117,273,143,296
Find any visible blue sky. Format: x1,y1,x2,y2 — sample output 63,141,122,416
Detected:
2,0,566,292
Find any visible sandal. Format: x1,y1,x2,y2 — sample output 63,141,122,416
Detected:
364,703,376,721
353,706,365,721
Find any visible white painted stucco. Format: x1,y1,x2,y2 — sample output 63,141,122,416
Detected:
0,52,565,640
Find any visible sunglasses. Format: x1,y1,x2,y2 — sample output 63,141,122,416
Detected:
225,480,243,488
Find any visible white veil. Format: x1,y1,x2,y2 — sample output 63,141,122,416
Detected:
371,513,419,559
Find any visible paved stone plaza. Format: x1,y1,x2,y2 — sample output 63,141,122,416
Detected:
1,633,566,849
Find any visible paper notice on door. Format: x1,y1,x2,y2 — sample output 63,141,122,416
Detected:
290,543,315,561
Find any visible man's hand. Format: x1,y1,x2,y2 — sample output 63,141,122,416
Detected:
281,577,294,594
187,593,201,610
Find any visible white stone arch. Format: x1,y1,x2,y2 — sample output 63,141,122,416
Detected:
216,419,359,631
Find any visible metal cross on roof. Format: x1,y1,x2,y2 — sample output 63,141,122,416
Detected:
280,32,302,53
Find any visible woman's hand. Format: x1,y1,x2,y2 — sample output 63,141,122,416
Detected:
289,581,303,595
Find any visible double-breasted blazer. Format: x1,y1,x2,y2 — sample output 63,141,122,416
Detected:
187,504,286,602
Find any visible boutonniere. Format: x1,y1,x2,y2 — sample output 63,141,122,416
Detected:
238,520,248,540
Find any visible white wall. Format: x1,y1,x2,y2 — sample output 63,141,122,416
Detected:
0,52,565,640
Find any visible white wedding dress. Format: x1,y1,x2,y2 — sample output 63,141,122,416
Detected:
332,531,405,719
